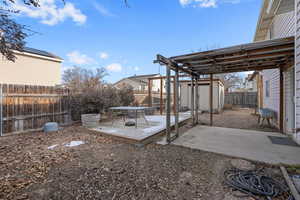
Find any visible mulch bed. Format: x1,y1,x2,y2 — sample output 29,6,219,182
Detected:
0,125,289,200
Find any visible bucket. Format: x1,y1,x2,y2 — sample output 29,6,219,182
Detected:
44,122,59,133
81,114,100,128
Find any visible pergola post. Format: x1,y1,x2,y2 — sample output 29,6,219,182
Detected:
166,64,171,143
175,69,179,137
160,78,163,115
279,68,284,133
209,74,213,126
148,79,152,107
173,77,176,113
191,76,195,125
195,76,199,124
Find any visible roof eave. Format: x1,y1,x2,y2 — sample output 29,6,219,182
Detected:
12,50,63,63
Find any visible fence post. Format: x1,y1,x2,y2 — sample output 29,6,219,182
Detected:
0,84,3,136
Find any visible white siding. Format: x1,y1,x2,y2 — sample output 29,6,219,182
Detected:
262,10,295,128
180,81,223,112
272,11,295,38
295,0,300,143
262,69,280,125
284,68,295,133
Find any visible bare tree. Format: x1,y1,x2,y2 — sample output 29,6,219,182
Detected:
62,66,107,92
216,73,243,92
0,0,41,61
0,0,128,61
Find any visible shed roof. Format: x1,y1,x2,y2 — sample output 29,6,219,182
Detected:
155,36,294,75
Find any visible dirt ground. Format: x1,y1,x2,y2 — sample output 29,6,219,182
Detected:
0,125,287,200
199,108,279,132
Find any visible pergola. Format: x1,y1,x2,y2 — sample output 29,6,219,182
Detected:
154,36,294,143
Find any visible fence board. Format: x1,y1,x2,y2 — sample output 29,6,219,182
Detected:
0,84,70,136
225,92,257,108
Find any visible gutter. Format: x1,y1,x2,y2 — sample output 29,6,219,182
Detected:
12,50,63,63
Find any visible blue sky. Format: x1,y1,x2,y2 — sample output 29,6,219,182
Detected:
14,0,261,83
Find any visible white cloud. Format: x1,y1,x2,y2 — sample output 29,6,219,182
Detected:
134,66,140,71
179,0,240,8
14,0,87,25
99,52,109,59
94,3,116,17
106,63,122,72
67,51,94,65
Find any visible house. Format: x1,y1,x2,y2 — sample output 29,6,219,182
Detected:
254,0,299,142
114,74,169,106
113,74,163,92
244,73,258,92
0,47,63,86
180,79,225,113
249,71,264,110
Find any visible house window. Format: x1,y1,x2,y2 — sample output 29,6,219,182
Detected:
265,80,270,97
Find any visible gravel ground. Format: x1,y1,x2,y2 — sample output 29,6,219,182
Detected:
0,125,287,200
199,108,278,132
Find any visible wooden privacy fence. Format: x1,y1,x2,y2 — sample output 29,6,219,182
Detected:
0,84,70,136
225,92,257,108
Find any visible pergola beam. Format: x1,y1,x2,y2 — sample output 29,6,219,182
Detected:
184,48,293,65
190,63,290,74
189,61,287,71
154,54,199,77
185,53,292,67
171,38,294,62
177,47,293,64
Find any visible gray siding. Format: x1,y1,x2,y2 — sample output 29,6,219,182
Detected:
262,11,295,127
272,11,295,38
284,68,295,133
262,69,280,124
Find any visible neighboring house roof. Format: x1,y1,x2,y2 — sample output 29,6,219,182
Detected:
254,0,294,41
126,74,159,79
178,78,225,87
113,74,159,86
23,47,62,60
12,47,63,62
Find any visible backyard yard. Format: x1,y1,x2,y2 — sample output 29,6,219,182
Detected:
0,125,289,200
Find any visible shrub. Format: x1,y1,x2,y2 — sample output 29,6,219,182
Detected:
69,85,134,121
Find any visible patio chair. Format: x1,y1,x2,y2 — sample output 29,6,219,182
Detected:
258,108,275,127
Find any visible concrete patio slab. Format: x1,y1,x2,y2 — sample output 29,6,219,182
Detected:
172,126,300,165
91,114,190,141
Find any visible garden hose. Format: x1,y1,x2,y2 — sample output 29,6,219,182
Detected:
224,169,291,200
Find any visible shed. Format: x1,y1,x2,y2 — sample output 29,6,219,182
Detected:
180,79,224,113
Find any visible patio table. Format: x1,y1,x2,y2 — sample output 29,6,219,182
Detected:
109,107,152,128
